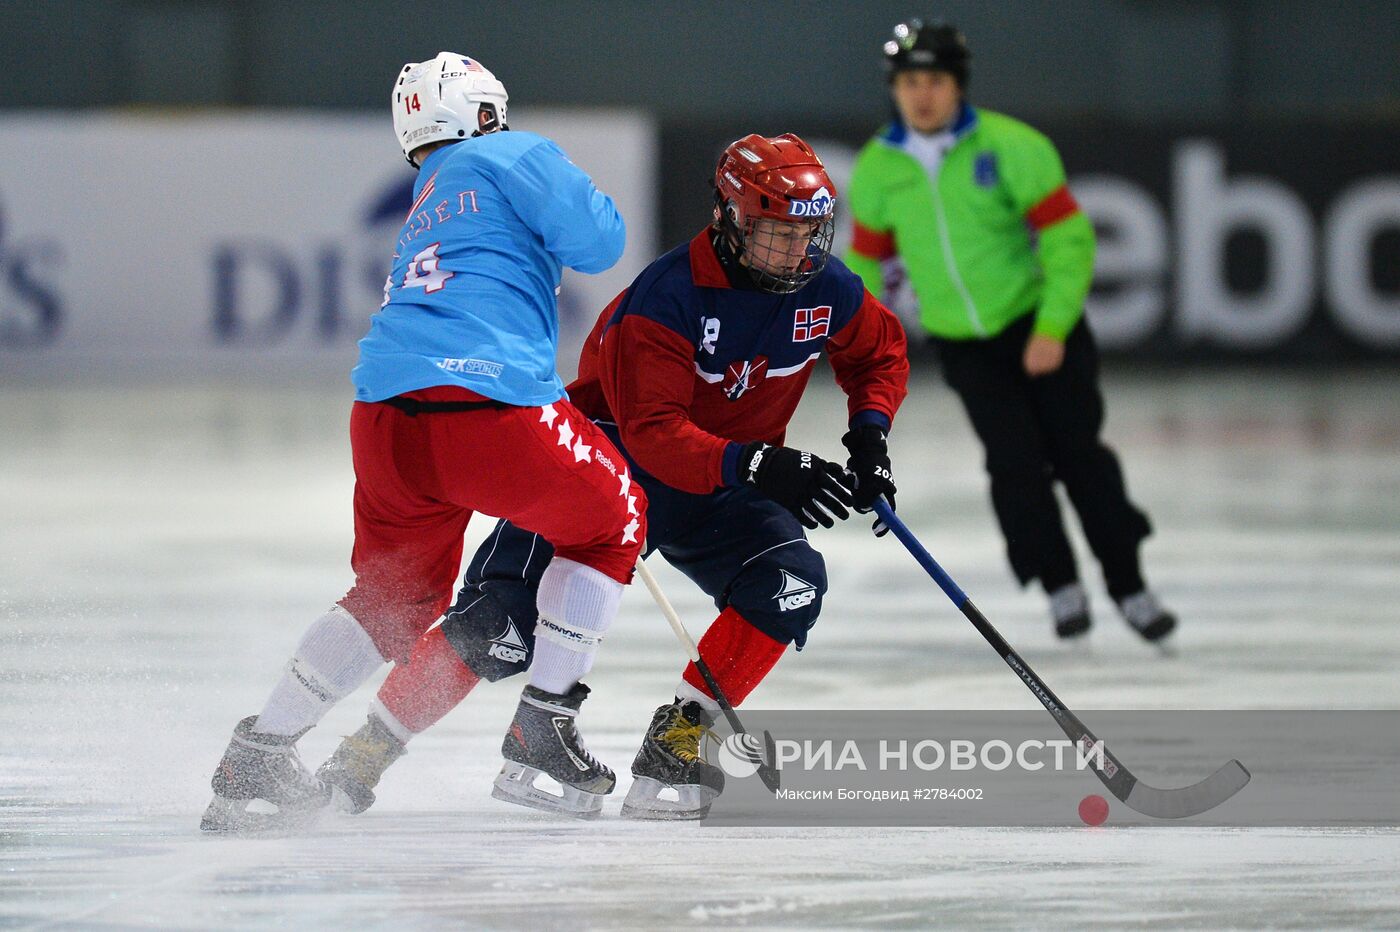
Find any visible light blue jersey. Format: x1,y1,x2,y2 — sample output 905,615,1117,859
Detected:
352,131,625,404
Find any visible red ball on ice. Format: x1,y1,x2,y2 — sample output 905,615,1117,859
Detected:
1078,793,1109,826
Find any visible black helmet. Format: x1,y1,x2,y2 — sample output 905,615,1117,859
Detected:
883,19,970,87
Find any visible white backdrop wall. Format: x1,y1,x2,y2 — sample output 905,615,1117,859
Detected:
0,112,657,383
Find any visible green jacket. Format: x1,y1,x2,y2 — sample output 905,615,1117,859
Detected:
846,104,1094,341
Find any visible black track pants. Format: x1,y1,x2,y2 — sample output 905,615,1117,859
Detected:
932,314,1152,600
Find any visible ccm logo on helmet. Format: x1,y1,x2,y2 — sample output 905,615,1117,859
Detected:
788,186,835,218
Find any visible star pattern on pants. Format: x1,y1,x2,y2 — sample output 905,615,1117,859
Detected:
618,470,631,497
626,494,638,516
556,419,575,449
539,403,558,427
621,518,641,545
573,438,592,464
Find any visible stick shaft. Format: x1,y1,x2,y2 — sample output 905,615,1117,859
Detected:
635,560,741,729
872,499,1138,799
634,558,782,792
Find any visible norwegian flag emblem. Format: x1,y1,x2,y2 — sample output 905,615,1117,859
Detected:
723,356,769,401
793,306,832,341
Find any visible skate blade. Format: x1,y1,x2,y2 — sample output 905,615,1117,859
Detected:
490,761,608,820
619,775,719,821
326,782,372,815
199,794,325,835
1134,615,1177,646
1055,617,1091,639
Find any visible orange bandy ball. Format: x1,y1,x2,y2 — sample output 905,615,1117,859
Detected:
1078,793,1109,826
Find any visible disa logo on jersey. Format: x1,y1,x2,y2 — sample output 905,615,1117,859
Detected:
788,186,834,218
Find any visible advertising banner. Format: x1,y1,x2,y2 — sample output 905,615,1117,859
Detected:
0,111,656,381
660,121,1400,360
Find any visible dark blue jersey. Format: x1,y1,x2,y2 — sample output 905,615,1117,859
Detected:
568,230,909,494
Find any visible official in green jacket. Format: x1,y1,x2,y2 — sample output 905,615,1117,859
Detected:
846,19,1175,642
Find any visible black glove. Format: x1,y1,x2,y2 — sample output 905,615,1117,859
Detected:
842,425,896,536
738,442,853,530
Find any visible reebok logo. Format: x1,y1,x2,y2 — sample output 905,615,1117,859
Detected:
489,620,528,665
775,570,817,612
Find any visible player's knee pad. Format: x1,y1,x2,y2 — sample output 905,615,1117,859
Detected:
725,544,827,649
439,583,536,683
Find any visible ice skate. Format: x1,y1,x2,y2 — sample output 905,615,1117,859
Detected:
1049,582,1091,639
316,713,407,815
1117,590,1177,643
200,716,333,833
492,683,614,819
621,700,725,821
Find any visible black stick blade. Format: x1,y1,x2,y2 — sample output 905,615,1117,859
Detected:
756,729,781,793
1120,759,1252,819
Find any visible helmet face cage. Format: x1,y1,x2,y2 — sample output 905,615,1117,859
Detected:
713,133,837,294
730,211,835,294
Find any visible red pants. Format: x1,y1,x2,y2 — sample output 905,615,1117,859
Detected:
339,386,646,661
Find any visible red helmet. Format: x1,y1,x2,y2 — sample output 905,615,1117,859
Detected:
713,133,837,294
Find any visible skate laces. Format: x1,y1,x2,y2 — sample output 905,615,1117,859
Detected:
660,713,715,763
252,741,323,798
335,730,397,785
282,745,325,792
562,717,605,770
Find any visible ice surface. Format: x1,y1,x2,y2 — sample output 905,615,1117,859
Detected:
3,370,1398,927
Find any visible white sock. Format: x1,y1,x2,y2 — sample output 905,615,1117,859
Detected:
528,558,623,695
675,678,721,712
368,698,416,746
253,605,386,736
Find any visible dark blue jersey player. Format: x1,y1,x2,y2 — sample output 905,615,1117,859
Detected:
317,133,911,820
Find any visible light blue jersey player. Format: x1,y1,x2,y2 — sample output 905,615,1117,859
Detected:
353,56,625,405
202,52,645,833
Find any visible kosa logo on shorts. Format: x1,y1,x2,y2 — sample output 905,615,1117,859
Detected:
488,620,529,665
788,186,835,218
775,571,817,612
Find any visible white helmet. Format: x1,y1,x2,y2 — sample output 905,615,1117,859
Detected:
392,51,509,165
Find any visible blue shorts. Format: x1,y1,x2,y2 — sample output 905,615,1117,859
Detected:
441,422,829,680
